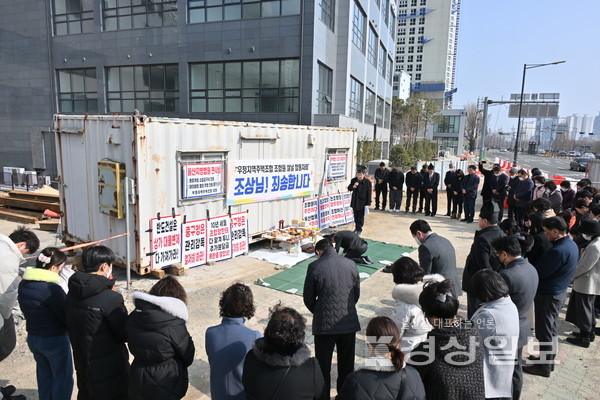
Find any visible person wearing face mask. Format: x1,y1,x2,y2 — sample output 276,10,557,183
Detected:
532,176,546,200
409,220,460,297
491,165,508,222
66,245,130,399
444,163,456,217
513,169,534,228
462,201,506,318
492,236,539,400
460,165,480,223
565,219,600,348
450,169,465,220
543,180,562,216
507,167,521,221
523,217,577,378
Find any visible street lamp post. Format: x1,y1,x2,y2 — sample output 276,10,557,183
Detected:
513,60,565,166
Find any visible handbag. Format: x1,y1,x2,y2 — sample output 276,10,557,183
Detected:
270,366,291,400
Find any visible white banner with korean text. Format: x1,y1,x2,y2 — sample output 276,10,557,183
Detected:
227,159,315,205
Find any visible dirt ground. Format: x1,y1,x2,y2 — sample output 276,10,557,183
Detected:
0,193,481,399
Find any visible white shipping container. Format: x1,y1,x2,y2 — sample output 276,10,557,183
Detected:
54,114,357,275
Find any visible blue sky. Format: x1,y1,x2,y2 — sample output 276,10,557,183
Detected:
453,0,600,132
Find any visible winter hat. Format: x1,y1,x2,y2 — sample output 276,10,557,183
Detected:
479,201,499,223
580,219,600,236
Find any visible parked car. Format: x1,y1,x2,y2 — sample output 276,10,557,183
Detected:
557,150,568,156
570,158,589,172
582,153,596,159
499,148,508,152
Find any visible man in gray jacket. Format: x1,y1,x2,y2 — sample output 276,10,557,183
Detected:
493,236,539,400
409,219,461,297
0,226,39,399
304,239,360,400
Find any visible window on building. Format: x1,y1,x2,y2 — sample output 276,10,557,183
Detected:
376,97,384,127
399,19,406,26
434,115,460,134
386,55,393,84
320,0,335,31
416,64,422,71
104,0,177,31
190,59,299,113
420,0,426,5
364,89,375,124
57,68,98,112
381,0,389,26
189,0,300,23
178,151,226,200
408,46,414,53
410,18,415,25
408,37,415,44
416,55,423,62
399,0,407,7
399,9,407,17
398,47,405,54
398,28,406,35
352,2,366,53
107,64,179,113
418,26,424,34
419,17,425,24
406,65,413,72
396,65,403,71
383,102,391,128
410,8,416,15
53,0,93,35
367,26,378,67
415,73,421,80
397,37,405,45
349,77,363,121
407,55,413,63
409,27,415,34
378,44,386,76
396,55,404,63
317,62,333,114
417,45,423,53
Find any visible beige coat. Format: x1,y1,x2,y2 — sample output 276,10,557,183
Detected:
573,237,600,295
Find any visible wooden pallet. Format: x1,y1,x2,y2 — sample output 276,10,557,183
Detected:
0,195,60,213
0,208,38,224
38,220,60,231
8,190,59,203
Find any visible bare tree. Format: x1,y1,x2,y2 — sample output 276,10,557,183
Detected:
391,95,441,146
464,103,482,152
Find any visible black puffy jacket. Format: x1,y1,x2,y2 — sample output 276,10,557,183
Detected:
127,292,195,400
243,338,324,400
348,177,372,210
337,366,426,400
66,272,129,400
303,247,360,335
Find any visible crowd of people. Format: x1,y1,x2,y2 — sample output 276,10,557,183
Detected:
1,158,599,400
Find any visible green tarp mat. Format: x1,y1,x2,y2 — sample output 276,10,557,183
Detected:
256,239,416,296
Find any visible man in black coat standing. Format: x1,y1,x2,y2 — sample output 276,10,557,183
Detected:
493,236,539,400
65,246,129,400
387,167,404,212
491,165,508,222
506,167,520,220
405,166,422,214
444,163,456,216
423,163,440,217
409,219,461,297
478,161,495,203
513,169,534,228
347,167,372,235
462,201,506,318
304,239,361,400
418,164,428,213
461,164,480,223
374,162,389,211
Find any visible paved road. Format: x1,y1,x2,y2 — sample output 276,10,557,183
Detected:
487,150,586,182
